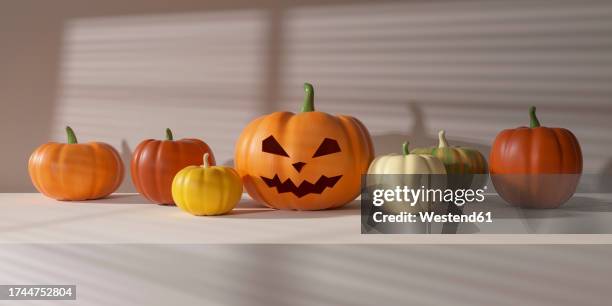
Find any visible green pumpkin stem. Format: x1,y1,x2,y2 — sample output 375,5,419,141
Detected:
402,141,410,156
202,153,210,168
438,130,449,148
529,106,541,128
66,126,78,144
300,83,315,112
165,128,174,141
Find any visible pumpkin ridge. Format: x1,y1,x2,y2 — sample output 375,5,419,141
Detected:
158,140,179,204
569,129,583,173
503,129,519,173
148,141,164,202
334,116,356,172
51,144,68,199
550,128,565,173
268,112,293,209
131,140,148,195
339,115,374,174
31,145,50,196
204,167,214,214
29,145,43,196
186,168,199,214
87,143,99,199
216,168,225,214
58,144,71,200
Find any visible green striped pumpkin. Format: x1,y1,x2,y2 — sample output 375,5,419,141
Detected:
411,130,488,188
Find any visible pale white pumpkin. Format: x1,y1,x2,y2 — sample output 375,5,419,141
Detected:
367,142,447,175
366,142,447,214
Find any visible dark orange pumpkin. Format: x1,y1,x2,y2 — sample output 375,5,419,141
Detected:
235,83,374,210
490,106,582,208
28,126,124,200
131,128,215,205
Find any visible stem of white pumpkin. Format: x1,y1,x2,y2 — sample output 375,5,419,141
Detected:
438,130,449,148
202,153,210,168
402,142,410,155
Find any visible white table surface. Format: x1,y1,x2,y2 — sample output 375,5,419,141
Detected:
1,193,612,244
1,194,612,306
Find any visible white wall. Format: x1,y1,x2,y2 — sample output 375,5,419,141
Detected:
2,0,612,192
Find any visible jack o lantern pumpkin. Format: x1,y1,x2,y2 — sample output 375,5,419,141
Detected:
234,83,374,210
28,126,124,201
131,128,215,205
489,106,582,208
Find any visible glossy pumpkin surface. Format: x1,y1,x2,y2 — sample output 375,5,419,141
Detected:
28,126,124,200
368,142,447,175
489,106,582,208
172,153,242,216
235,83,374,210
131,129,215,205
367,142,446,213
411,130,488,189
411,130,488,174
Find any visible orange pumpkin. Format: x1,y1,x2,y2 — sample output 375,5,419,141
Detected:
131,128,215,205
235,83,374,210
28,126,124,200
490,106,582,208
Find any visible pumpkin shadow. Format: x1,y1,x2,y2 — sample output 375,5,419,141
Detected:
116,139,136,193
221,199,360,219
599,159,612,192
371,102,491,157
487,194,612,219
448,194,612,234
516,195,612,233
66,194,151,205
480,195,612,233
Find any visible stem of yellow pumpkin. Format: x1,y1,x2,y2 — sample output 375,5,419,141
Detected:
438,130,449,148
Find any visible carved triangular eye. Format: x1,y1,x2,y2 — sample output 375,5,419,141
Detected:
313,138,341,157
262,136,289,157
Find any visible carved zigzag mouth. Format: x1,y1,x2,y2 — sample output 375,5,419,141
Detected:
260,175,343,198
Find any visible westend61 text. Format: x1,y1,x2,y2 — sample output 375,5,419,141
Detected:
372,211,493,224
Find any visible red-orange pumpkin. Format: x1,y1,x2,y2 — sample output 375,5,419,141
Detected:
490,106,582,208
131,128,215,205
28,126,124,200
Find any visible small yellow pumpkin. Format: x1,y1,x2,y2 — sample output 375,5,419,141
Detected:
172,153,243,216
